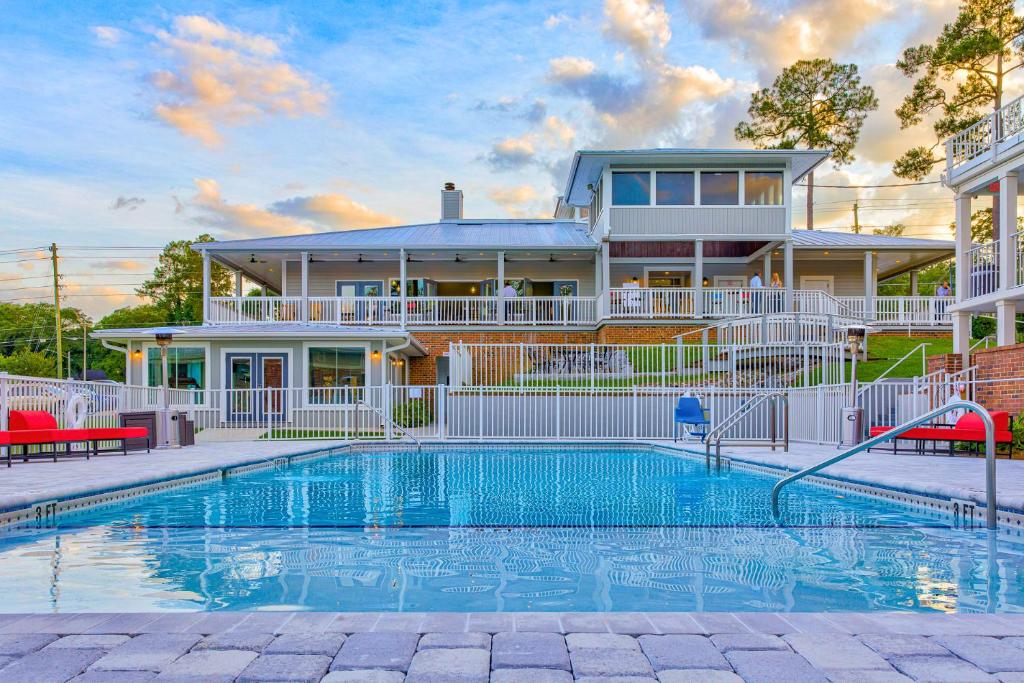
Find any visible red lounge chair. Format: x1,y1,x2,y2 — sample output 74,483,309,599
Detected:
869,410,1014,458
2,410,150,467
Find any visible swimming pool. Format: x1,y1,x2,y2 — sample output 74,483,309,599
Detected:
0,446,1021,612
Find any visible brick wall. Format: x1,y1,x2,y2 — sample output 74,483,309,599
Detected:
926,353,962,377
873,330,952,339
972,343,1024,416
597,324,713,344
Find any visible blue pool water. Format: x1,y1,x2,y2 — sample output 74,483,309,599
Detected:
0,446,1021,613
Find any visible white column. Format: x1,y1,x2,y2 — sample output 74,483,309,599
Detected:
693,239,704,317
997,300,1017,346
763,250,772,283
496,250,505,324
300,251,309,323
953,312,971,359
201,249,210,324
864,251,875,321
234,271,242,297
954,193,971,303
281,260,288,297
783,240,794,310
999,172,1018,291
400,248,408,328
909,270,919,296
601,241,611,289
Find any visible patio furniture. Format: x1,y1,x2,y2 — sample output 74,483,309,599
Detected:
2,410,150,467
674,397,711,442
868,410,1014,458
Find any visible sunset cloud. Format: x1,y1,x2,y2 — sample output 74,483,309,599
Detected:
270,194,399,229
150,15,328,147
488,185,546,218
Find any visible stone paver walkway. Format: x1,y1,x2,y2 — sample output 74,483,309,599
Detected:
0,612,1022,682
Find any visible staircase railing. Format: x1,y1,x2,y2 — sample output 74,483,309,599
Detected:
357,399,422,451
704,391,788,470
770,400,996,528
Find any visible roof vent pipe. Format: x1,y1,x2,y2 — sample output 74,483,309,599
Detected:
441,182,463,220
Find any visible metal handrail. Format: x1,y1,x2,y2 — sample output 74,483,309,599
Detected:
705,391,789,470
771,400,997,529
855,342,931,396
357,399,422,451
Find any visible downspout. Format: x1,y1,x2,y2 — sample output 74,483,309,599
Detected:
101,339,131,384
384,335,414,385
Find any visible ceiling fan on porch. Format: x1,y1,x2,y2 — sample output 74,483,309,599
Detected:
356,253,375,263
453,253,464,263
548,253,559,262
248,254,267,264
406,253,423,263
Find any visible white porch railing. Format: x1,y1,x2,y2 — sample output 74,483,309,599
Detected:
208,291,952,327
946,93,1024,172
966,240,1000,299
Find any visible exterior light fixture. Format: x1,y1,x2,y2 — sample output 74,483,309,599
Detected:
372,350,381,360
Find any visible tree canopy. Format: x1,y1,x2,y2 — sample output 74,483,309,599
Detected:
136,234,231,324
894,0,1024,179
735,58,878,229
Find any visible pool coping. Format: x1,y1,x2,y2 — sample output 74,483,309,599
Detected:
1,439,1023,533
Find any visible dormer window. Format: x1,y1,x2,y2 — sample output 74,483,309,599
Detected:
612,172,651,205
700,172,739,205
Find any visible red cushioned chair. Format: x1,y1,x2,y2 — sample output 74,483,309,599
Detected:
869,410,1013,458
2,410,150,467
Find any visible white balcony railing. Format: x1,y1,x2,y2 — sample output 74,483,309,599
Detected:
966,240,1000,299
207,291,953,327
946,93,1024,173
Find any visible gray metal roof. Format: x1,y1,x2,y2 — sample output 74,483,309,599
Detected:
791,230,954,250
91,325,425,352
195,220,595,253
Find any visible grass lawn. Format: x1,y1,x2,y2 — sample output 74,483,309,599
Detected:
849,335,965,382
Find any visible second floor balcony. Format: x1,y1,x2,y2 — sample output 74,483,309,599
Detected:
207,289,954,328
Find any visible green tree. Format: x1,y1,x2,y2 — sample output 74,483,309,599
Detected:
894,0,1024,179
946,207,1024,242
735,58,878,230
0,349,56,377
136,234,231,324
873,223,907,237
87,304,172,381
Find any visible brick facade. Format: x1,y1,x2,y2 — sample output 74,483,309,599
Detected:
971,343,1024,416
926,353,962,377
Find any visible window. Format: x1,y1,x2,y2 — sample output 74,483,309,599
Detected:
745,171,783,205
308,347,365,403
700,172,739,205
147,347,205,390
612,172,651,205
655,172,695,205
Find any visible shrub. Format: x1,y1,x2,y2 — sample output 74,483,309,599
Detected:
972,316,996,339
392,399,430,428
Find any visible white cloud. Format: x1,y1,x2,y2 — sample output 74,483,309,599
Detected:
91,26,125,46
544,13,569,29
548,56,597,80
486,135,538,170
150,15,328,147
271,194,399,229
603,0,671,57
488,185,546,218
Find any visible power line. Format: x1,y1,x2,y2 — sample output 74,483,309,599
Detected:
795,180,942,188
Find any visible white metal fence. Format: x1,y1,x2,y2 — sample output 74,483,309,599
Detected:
967,240,999,299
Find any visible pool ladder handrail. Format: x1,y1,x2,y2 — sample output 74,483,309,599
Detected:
770,399,996,529
704,391,789,470
357,399,423,451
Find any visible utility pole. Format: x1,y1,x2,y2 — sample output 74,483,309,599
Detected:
852,202,860,234
50,242,63,379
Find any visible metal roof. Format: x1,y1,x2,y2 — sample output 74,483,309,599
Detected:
791,230,954,250
195,220,595,253
563,148,831,205
91,325,426,353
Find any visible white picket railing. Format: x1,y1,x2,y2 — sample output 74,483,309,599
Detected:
835,296,953,326
966,240,1000,299
946,93,1024,172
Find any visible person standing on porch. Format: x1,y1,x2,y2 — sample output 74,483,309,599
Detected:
501,281,518,320
750,271,763,313
936,281,951,297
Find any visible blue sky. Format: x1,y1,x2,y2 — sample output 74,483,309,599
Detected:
0,0,968,316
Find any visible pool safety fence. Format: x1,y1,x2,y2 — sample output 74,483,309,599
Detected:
0,370,1016,446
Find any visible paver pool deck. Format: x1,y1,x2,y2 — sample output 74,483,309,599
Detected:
1,440,1023,681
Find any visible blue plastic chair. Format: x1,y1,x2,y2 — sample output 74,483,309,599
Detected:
674,397,711,442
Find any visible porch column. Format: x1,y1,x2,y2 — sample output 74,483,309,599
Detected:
864,250,875,322
762,250,772,284
909,270,919,296
601,241,611,318
496,250,505,324
400,248,408,328
693,239,704,317
300,251,309,323
999,172,1018,292
281,259,288,296
783,240,794,310
234,271,242,297
997,300,1017,346
201,249,210,324
954,192,973,359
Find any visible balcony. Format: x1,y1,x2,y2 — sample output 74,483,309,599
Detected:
208,290,953,328
946,94,1024,182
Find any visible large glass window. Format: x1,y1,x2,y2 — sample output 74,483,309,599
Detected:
308,347,365,403
655,172,695,205
147,347,205,389
612,172,651,205
700,172,739,205
745,171,783,205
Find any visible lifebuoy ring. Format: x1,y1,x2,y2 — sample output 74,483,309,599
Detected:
65,392,88,428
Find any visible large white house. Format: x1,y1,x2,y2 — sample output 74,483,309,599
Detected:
95,148,954,399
